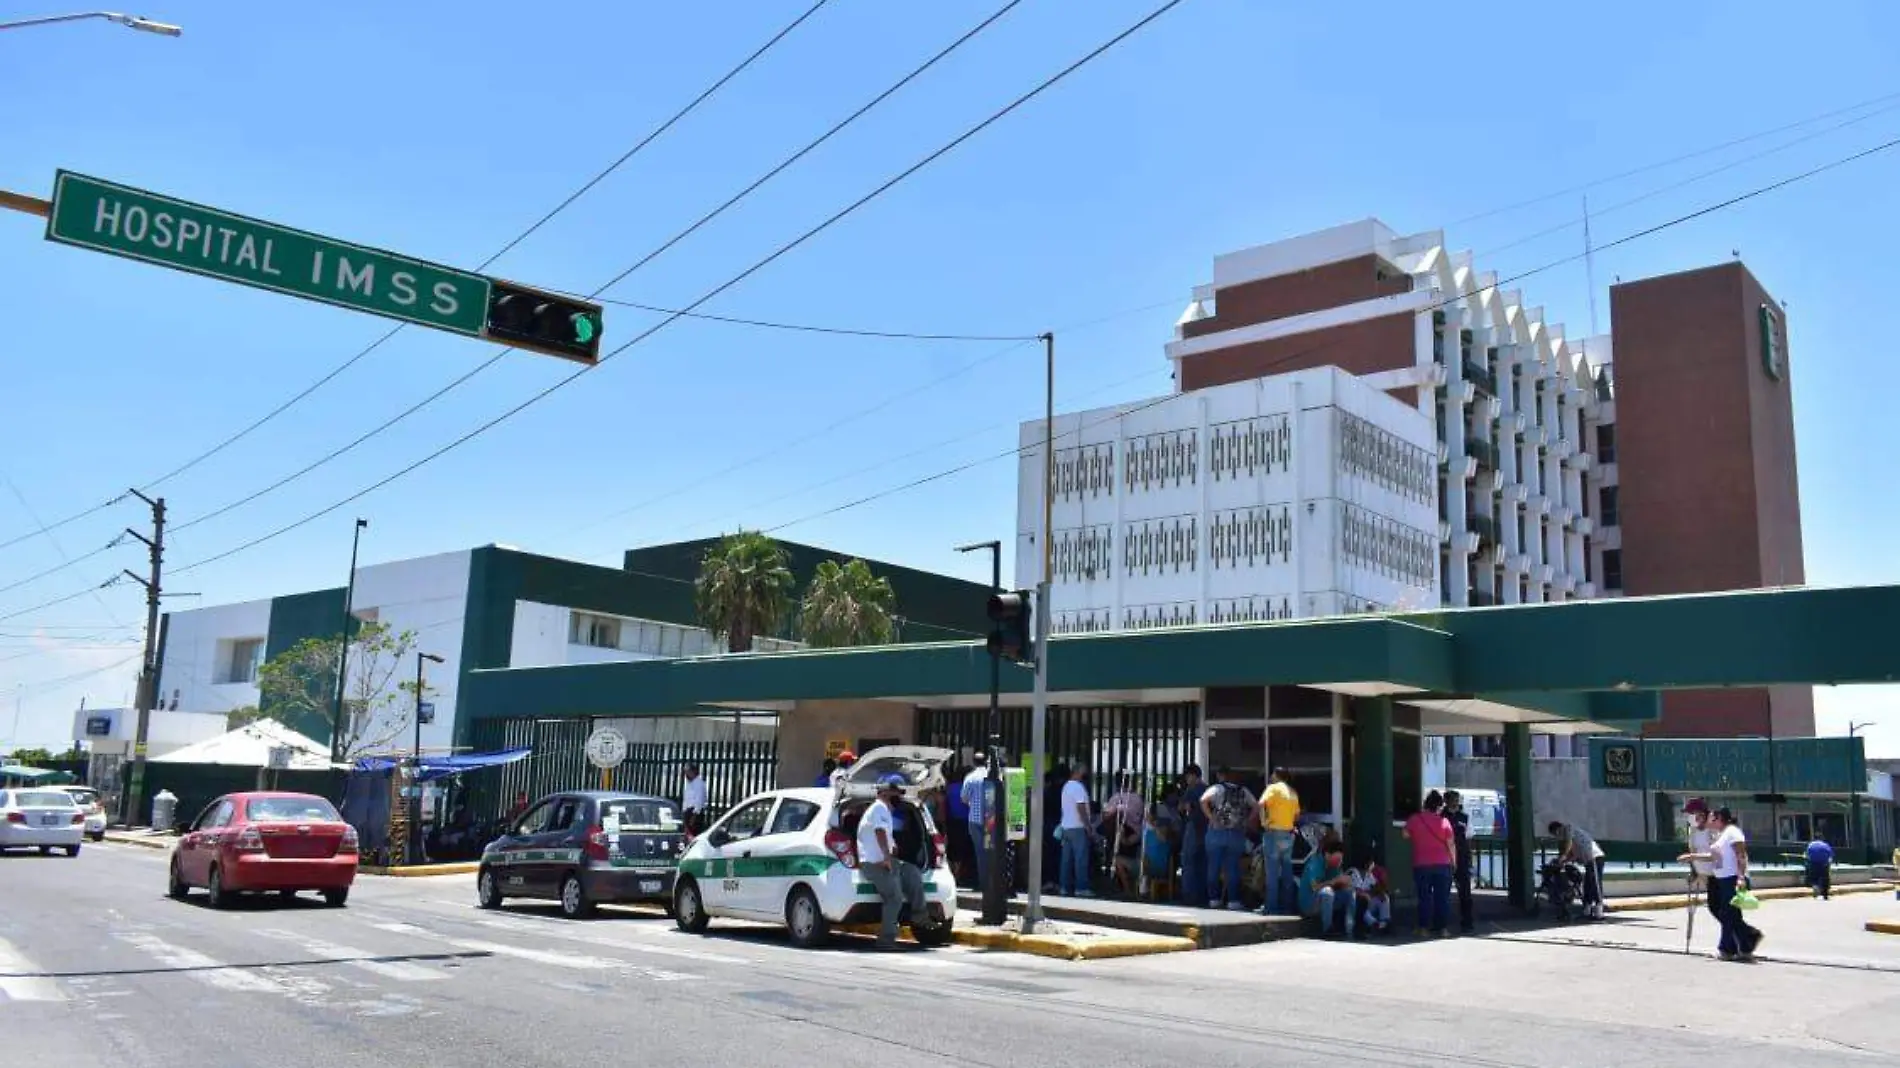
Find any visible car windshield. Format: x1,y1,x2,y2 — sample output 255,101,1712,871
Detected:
246,796,340,822
17,791,76,808
600,798,682,832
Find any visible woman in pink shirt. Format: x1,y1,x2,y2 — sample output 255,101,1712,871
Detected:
1404,790,1456,937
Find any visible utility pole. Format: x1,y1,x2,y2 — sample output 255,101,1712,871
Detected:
1023,332,1054,935
330,518,368,764
1848,721,1872,859
409,651,443,866
118,490,164,827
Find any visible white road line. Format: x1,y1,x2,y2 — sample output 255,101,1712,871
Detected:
113,931,294,997
469,917,756,965
442,938,693,982
251,929,445,983
0,934,66,1002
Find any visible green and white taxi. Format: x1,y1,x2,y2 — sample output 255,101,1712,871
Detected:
673,745,957,948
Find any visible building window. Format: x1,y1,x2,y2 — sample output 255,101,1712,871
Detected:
1602,549,1623,590
1595,424,1616,464
1583,536,1594,582
569,612,622,649
1599,486,1619,527
219,638,265,684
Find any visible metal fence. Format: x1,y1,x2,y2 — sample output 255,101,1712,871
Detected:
917,702,1200,807
465,717,778,823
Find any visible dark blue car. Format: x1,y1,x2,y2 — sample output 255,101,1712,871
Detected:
478,791,686,919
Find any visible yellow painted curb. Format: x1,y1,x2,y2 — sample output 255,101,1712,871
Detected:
1606,883,1891,913
1865,919,1900,936
948,926,1194,961
103,834,172,851
360,861,479,877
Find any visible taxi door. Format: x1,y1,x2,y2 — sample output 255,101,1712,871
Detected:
698,796,775,917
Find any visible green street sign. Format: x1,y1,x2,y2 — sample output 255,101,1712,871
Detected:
45,170,491,337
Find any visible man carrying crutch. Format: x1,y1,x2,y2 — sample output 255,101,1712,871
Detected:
1676,797,1715,952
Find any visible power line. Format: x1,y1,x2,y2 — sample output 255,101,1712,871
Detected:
163,0,1029,539
593,296,1037,341
761,134,1900,534
0,2,832,554
166,0,1188,577
0,493,125,553
1448,87,1900,227
0,576,123,625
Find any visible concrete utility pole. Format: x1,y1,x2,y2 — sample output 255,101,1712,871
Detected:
1023,332,1055,935
118,490,163,827
330,518,368,763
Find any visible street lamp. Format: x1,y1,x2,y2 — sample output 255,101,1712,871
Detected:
0,12,183,35
330,518,368,764
956,539,1006,927
408,652,444,866
1848,720,1874,857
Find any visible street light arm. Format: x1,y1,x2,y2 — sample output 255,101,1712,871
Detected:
0,11,181,34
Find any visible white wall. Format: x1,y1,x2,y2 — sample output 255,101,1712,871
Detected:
157,598,272,717
346,549,471,758
1017,366,1438,632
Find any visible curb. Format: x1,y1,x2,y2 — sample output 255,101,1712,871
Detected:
1607,883,1891,913
103,833,173,851
1865,919,1900,936
360,862,480,877
949,926,1195,961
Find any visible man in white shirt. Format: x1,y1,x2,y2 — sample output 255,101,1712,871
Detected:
858,775,926,949
1058,765,1094,897
681,764,709,836
960,753,996,894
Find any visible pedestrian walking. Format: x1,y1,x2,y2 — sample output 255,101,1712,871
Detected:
1444,789,1474,933
1676,797,1715,952
681,763,709,837
858,774,927,949
1200,767,1257,911
1804,833,1834,900
1684,806,1763,962
1404,790,1455,937
1258,767,1300,916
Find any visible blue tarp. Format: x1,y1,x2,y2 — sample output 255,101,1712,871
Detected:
352,747,530,783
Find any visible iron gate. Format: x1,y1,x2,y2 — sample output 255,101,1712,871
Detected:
916,702,1199,805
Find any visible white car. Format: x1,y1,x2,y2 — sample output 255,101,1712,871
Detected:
0,787,85,856
58,785,109,841
673,745,957,948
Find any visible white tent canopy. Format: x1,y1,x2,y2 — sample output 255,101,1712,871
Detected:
150,720,332,769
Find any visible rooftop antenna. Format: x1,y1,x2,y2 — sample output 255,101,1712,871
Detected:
1582,194,1601,336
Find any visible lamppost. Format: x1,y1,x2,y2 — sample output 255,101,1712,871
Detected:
408,652,443,866
0,11,182,34
956,539,1005,927
1848,720,1873,858
330,518,368,764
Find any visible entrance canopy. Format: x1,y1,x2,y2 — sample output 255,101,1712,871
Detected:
463,583,1900,733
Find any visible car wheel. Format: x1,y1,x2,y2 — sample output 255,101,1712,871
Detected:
322,887,349,908
558,872,594,919
674,878,709,934
90,831,105,843
785,886,830,949
64,844,81,858
477,866,505,910
168,858,190,900
207,865,232,909
910,911,954,948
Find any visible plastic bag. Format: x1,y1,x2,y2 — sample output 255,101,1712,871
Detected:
1734,886,1761,911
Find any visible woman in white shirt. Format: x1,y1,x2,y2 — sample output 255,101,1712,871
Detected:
1691,807,1762,962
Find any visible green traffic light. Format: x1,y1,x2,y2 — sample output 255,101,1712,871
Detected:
571,312,597,345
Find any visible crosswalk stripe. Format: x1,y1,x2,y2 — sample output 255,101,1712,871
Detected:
442,938,693,982
112,932,295,998
251,929,445,983
469,917,756,965
0,934,66,1002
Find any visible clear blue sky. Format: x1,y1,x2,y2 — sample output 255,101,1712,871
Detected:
3,0,1896,755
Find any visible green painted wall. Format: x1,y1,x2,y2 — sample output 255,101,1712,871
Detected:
622,536,990,643
260,587,348,744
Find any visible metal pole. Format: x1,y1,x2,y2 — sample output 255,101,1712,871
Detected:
120,491,163,828
1023,332,1054,934
409,652,442,865
331,519,367,763
0,12,183,34
1849,722,1871,859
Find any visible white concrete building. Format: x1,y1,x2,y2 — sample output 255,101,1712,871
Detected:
1016,366,1441,627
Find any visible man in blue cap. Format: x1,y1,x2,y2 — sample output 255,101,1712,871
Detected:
859,773,927,949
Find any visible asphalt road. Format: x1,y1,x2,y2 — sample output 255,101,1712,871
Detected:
3,843,1897,1067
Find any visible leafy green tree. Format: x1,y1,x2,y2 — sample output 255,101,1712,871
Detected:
695,531,795,653
255,621,432,756
799,558,897,648
4,747,56,766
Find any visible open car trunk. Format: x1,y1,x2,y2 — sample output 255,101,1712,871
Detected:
831,798,941,869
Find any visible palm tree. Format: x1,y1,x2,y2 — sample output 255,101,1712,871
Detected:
695,531,795,652
799,558,897,648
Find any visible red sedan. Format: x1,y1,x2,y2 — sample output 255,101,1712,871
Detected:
167,792,358,908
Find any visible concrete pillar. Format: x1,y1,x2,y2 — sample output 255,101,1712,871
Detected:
1504,722,1536,912
1350,696,1394,866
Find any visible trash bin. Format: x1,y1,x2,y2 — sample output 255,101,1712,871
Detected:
151,789,178,831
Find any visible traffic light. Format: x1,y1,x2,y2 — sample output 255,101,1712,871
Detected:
484,281,604,364
986,589,1035,665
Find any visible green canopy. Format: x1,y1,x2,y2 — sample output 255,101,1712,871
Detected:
0,764,77,785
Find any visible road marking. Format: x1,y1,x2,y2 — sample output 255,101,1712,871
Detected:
0,934,66,1002
252,929,446,982
442,938,692,982
113,931,284,995
470,917,756,965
